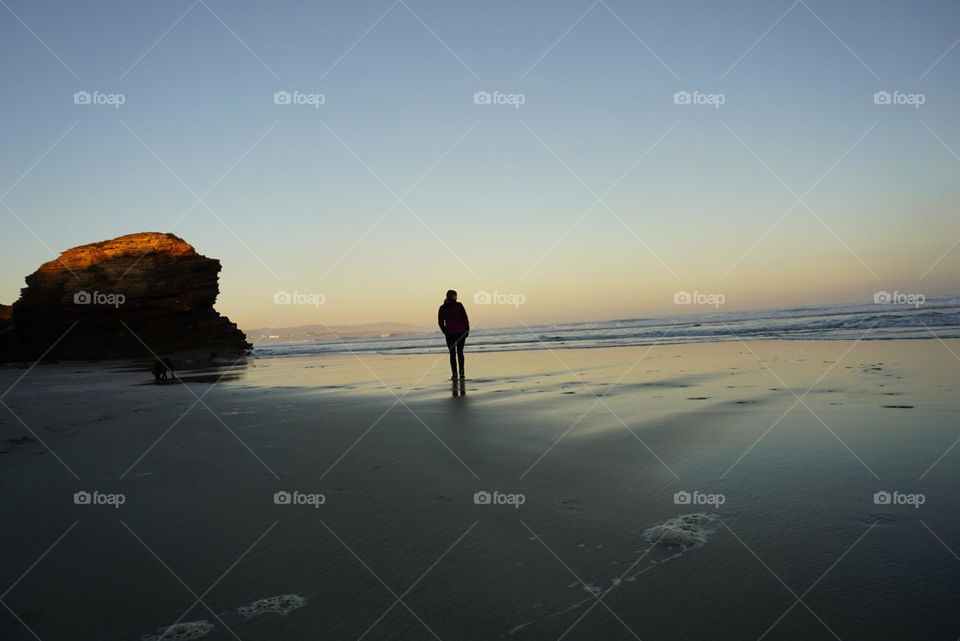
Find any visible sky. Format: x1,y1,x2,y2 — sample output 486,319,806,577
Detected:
1,0,958,330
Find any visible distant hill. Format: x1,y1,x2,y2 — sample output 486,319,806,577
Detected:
245,322,427,342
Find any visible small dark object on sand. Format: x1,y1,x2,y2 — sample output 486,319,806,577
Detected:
152,358,176,384
151,360,166,384
163,357,176,380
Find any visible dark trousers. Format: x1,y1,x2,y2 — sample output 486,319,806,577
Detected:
445,331,468,374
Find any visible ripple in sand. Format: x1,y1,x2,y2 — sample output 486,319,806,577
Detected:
866,512,897,525
141,621,214,641
237,594,306,619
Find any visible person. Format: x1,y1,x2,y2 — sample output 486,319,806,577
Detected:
151,359,167,384
151,357,177,384
438,289,469,380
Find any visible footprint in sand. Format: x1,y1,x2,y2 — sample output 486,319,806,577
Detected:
237,594,306,619
556,498,581,512
882,405,914,409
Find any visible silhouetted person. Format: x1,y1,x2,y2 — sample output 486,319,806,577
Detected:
438,289,469,380
151,358,176,384
152,359,167,384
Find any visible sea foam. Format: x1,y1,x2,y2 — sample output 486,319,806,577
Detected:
237,594,306,618
141,620,214,641
509,514,718,635
643,513,717,547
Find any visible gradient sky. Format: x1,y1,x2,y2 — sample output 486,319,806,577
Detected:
2,0,958,330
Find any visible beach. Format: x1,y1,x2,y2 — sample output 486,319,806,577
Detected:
2,339,959,640
5,0,959,638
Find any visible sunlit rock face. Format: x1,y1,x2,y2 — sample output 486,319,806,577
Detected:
2,232,250,361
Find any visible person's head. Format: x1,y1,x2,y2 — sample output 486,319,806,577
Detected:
445,289,457,303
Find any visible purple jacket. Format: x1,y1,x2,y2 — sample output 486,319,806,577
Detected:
438,301,469,335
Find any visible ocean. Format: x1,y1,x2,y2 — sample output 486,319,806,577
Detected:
253,297,960,358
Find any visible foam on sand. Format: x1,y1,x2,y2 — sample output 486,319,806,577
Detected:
141,620,214,641
237,594,306,618
510,515,719,634
643,513,717,547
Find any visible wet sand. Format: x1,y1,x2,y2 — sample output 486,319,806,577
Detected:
1,340,959,640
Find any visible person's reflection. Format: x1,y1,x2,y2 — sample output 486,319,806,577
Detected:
452,378,466,397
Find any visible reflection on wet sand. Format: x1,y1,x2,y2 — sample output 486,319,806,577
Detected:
124,360,251,385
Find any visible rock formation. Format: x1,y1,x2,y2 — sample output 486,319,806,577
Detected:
0,232,250,361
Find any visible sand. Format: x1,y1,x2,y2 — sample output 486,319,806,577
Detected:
1,339,959,640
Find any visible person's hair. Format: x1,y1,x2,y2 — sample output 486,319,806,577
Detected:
445,289,457,301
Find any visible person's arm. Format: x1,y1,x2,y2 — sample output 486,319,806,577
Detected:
460,302,470,332
438,306,445,334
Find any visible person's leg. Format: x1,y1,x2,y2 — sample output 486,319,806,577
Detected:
445,334,458,378
456,332,467,376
